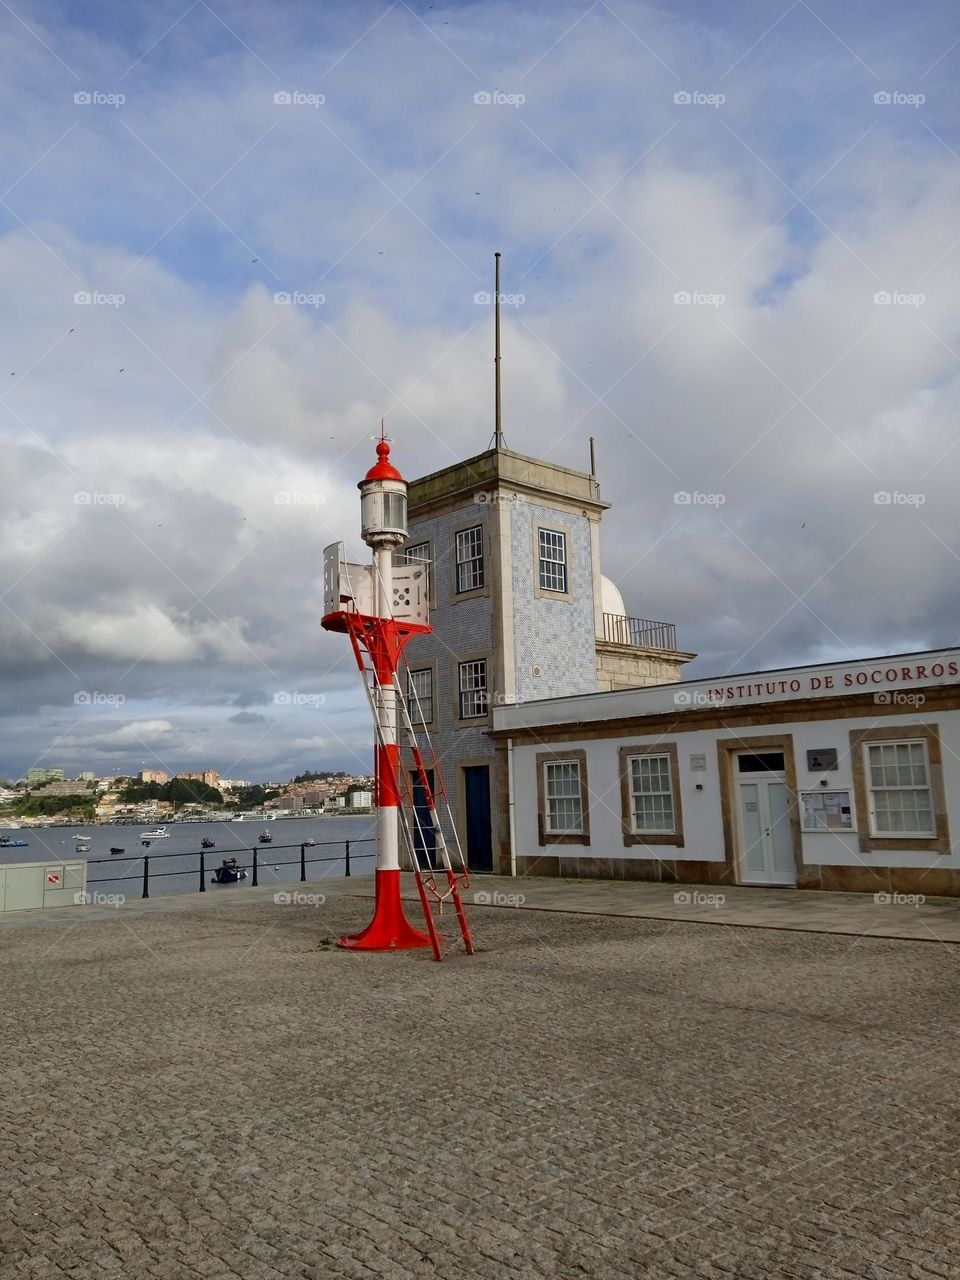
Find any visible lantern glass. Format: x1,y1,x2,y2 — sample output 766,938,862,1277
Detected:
383,491,407,532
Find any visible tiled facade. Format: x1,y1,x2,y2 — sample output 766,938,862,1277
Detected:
510,498,597,704
402,502,497,854
401,445,691,871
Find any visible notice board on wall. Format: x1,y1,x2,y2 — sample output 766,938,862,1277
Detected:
800,789,854,831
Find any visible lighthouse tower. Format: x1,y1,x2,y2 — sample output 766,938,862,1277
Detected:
321,436,433,951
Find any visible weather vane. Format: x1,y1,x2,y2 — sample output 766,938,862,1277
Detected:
371,418,394,446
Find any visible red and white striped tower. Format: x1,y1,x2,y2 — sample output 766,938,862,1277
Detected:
335,436,431,951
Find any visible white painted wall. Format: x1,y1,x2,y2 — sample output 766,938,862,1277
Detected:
511,707,960,871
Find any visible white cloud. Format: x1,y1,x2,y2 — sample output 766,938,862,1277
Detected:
1,0,959,775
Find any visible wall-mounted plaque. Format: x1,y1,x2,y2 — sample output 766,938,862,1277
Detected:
689,753,707,772
806,748,838,771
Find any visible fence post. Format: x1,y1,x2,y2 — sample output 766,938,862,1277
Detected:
142,855,149,900
252,846,258,887
300,843,306,881
345,839,351,877
199,850,206,892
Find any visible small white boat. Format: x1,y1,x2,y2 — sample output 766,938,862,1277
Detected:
140,826,170,840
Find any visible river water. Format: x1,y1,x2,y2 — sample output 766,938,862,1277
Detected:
0,814,376,901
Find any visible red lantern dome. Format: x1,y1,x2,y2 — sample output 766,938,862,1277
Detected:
363,439,403,483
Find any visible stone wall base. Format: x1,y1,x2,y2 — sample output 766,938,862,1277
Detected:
514,854,960,897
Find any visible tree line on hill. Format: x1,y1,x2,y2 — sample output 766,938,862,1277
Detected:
5,777,283,819
10,792,97,820
291,770,350,784
117,779,281,808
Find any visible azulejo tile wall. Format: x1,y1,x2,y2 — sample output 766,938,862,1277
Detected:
510,498,597,703
403,504,496,847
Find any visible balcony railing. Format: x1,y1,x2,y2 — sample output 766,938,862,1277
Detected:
602,612,677,652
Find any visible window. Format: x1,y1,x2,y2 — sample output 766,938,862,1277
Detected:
737,752,785,773
404,541,431,600
866,740,935,836
538,528,568,593
628,753,675,834
458,659,487,718
455,526,484,592
544,760,583,834
618,744,683,847
850,725,949,854
407,668,433,727
537,749,590,846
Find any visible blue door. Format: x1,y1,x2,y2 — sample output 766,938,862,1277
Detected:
463,765,493,873
410,769,436,868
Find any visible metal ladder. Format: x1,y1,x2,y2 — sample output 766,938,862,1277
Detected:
393,661,474,951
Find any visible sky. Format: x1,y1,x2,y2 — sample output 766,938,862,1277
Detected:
1,0,958,782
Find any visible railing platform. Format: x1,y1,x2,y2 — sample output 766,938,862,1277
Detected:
601,612,677,651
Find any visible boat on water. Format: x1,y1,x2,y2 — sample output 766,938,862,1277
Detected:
140,826,169,842
258,830,273,844
200,837,216,849
0,836,28,848
211,857,246,885
109,847,124,855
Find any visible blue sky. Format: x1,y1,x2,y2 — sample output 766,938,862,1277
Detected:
1,0,959,780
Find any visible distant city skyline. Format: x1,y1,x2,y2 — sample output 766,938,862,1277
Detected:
6,764,372,787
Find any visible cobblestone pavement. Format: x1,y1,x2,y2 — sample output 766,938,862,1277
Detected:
2,890,959,1279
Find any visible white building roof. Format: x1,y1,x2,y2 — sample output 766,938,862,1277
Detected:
493,646,960,731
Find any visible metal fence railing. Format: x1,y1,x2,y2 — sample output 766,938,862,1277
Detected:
601,612,677,651
85,838,375,898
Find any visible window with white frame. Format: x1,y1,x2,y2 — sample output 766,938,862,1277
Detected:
544,760,583,834
403,541,431,600
865,740,935,836
407,668,433,726
455,526,484,592
538,528,568,593
458,659,487,718
628,753,676,833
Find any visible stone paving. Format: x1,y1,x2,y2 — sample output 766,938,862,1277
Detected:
457,875,960,944
2,882,959,1279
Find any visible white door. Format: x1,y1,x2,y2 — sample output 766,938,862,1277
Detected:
736,753,796,886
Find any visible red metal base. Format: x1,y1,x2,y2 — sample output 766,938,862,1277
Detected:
338,869,432,951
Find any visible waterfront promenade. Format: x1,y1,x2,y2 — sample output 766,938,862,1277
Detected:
3,878,958,1278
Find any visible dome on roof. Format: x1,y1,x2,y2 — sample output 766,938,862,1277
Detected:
600,575,626,617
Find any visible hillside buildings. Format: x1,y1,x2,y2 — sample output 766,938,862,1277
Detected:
26,767,64,785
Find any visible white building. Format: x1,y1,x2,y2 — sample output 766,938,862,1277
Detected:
494,649,960,896
402,446,692,871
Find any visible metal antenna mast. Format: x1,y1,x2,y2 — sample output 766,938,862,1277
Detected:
494,251,504,449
